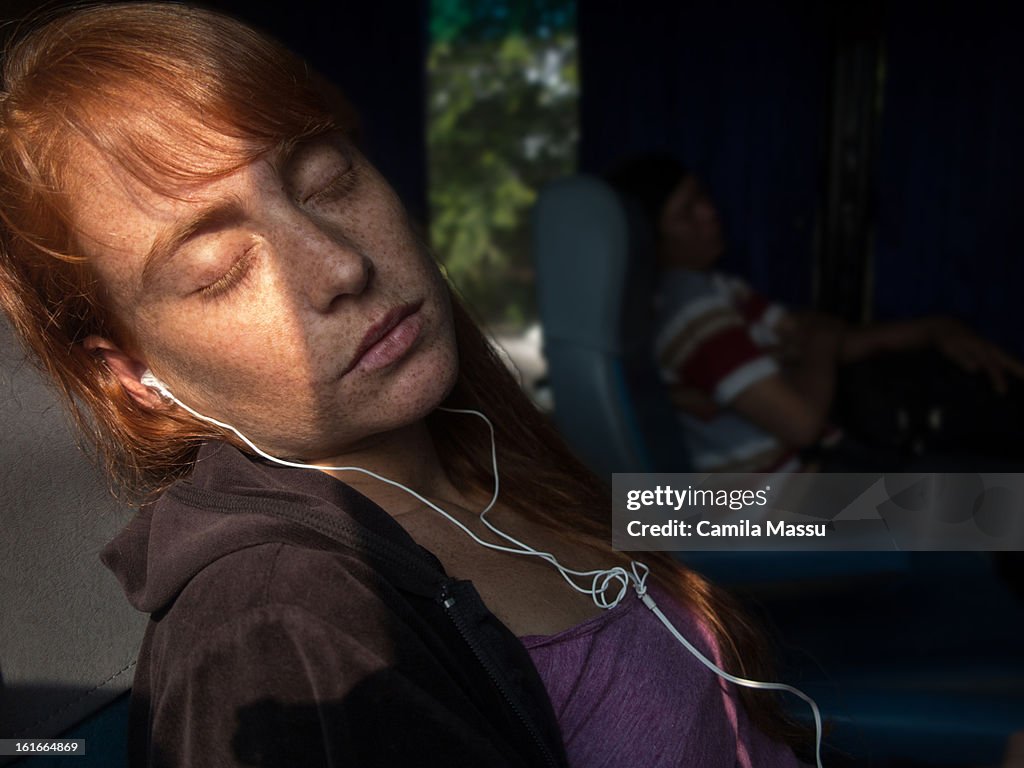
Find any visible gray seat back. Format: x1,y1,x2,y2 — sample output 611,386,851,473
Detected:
0,316,144,759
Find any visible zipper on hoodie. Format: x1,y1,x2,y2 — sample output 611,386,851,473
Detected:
440,581,560,768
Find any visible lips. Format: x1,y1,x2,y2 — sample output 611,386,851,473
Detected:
344,300,424,376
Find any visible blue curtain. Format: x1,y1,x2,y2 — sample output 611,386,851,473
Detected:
874,1,1024,356
578,0,829,308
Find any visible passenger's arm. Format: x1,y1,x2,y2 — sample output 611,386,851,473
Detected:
731,317,844,447
836,316,931,362
730,375,831,448
782,313,1024,394
842,316,1024,393
777,310,925,365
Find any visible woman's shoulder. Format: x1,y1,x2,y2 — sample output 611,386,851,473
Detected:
107,443,448,631
157,540,400,648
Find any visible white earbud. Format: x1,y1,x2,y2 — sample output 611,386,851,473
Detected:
140,369,173,399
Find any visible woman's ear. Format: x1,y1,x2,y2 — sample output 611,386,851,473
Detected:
82,335,166,409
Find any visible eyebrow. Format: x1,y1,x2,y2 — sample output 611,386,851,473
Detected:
137,137,337,288
140,196,248,289
277,135,351,196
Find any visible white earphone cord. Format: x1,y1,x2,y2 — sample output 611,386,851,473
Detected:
143,372,823,767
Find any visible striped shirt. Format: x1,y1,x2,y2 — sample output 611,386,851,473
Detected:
654,269,799,472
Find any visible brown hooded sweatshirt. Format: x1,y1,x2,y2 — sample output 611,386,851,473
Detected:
101,442,568,768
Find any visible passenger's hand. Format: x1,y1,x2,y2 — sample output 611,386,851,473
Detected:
929,317,1024,394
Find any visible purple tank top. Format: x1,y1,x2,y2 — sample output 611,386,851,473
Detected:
520,587,809,768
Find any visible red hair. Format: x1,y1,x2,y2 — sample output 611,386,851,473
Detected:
0,2,806,751
0,2,347,491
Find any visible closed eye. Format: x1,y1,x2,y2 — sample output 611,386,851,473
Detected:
197,244,259,299
304,164,360,207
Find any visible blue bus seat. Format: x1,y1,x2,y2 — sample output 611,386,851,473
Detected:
532,174,690,477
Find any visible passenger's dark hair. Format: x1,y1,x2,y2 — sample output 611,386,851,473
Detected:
603,152,690,234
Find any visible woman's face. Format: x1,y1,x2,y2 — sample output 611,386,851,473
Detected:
70,133,458,459
658,176,724,270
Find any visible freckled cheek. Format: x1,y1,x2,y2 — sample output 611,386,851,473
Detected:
358,192,432,265
141,305,318,407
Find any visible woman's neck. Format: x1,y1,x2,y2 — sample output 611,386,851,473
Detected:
316,418,471,516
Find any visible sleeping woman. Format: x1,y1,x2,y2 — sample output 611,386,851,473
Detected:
0,4,813,766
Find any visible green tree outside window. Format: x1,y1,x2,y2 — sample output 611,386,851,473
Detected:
428,0,578,330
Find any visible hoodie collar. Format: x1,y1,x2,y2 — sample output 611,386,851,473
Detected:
101,442,447,614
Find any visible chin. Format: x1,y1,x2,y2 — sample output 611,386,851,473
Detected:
265,339,458,458
377,344,459,424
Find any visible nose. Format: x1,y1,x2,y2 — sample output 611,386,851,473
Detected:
286,216,374,313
